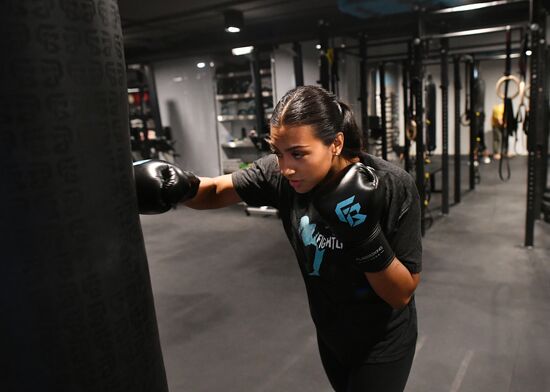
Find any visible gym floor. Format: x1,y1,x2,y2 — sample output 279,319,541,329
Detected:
140,157,550,392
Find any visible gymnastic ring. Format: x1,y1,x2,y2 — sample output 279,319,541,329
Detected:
460,112,470,126
496,75,520,99
406,119,417,141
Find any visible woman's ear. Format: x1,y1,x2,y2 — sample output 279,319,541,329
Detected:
332,132,345,155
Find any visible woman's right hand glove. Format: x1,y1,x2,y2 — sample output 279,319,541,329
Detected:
133,160,200,214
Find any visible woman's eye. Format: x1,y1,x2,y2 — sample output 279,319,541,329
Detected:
292,152,304,159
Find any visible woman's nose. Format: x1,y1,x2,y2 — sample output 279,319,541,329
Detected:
279,161,296,177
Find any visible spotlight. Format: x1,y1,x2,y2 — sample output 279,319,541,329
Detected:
526,49,532,56
224,10,243,33
197,62,206,69
316,44,321,50
232,46,254,56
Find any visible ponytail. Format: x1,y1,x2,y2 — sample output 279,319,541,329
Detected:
270,86,363,159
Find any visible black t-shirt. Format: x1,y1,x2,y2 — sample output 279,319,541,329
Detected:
232,152,422,364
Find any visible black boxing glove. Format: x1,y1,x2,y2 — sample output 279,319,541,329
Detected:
312,163,395,272
133,159,200,214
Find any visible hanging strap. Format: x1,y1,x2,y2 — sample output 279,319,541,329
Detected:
516,29,529,130
461,59,471,125
499,28,514,182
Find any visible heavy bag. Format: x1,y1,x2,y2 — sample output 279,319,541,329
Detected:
0,1,168,391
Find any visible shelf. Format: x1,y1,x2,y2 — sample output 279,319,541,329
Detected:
216,91,272,101
128,87,149,93
215,68,271,79
222,140,256,149
217,113,273,122
217,114,256,122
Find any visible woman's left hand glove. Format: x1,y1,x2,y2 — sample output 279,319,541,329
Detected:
312,163,395,272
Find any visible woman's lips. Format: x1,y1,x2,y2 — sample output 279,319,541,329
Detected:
289,179,302,188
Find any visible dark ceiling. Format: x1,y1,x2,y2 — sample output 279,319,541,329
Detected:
119,0,531,63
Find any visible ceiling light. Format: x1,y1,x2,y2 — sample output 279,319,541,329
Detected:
224,10,243,33
434,0,515,14
197,62,206,69
526,49,532,56
232,46,254,56
316,44,321,50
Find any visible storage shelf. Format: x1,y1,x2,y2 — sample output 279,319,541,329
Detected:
215,69,271,79
217,114,256,122
216,91,272,101
217,113,273,122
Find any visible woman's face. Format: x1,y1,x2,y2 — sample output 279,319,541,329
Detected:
269,125,341,193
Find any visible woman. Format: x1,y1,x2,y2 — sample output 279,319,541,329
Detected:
134,86,422,392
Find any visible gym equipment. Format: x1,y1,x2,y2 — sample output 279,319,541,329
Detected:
453,56,462,204
359,33,370,150
411,35,427,236
498,27,518,182
1,2,168,390
425,75,437,153
379,63,388,160
516,30,530,133
402,52,413,173
524,7,549,246
368,116,384,139
467,59,481,187
440,38,450,215
318,20,330,90
293,42,305,87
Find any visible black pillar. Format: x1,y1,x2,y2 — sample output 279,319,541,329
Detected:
453,56,462,204
143,64,163,138
359,33,370,150
379,63,388,160
293,42,304,87
525,2,548,247
468,59,476,190
251,50,266,134
440,39,450,214
318,20,330,90
412,37,426,235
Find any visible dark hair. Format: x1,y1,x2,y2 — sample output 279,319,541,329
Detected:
270,85,362,159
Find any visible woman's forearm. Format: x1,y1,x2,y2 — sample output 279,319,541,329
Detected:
365,258,420,309
184,175,242,210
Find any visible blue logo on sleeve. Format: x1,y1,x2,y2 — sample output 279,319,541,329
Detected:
335,196,367,227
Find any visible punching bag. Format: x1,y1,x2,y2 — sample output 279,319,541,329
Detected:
0,1,169,391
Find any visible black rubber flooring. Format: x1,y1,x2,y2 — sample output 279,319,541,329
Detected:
140,156,550,392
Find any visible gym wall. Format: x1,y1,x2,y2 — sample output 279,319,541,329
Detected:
271,44,296,104
150,29,533,176
153,58,220,177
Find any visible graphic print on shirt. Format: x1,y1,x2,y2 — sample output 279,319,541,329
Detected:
298,215,343,277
